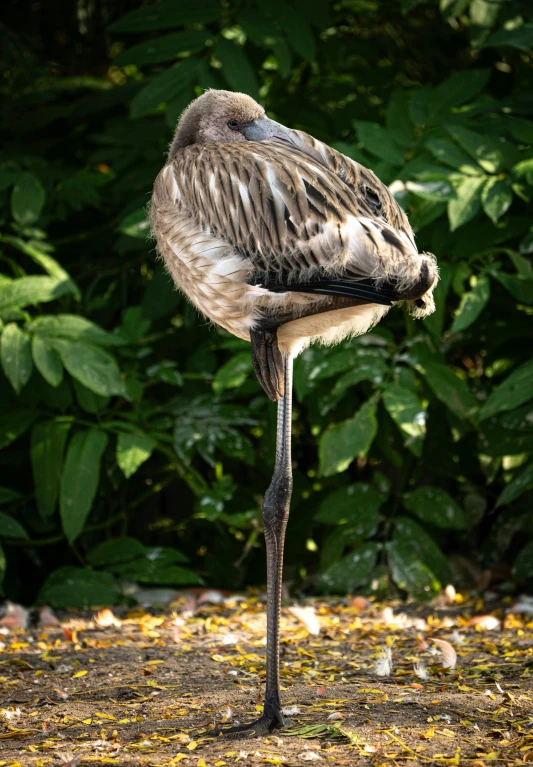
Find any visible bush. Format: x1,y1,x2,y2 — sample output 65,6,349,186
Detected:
1,0,532,607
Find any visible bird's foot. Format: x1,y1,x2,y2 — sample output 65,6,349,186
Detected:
212,705,286,739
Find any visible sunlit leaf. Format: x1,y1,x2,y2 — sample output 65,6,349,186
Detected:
11,172,45,226
450,274,490,332
481,177,513,223
479,360,533,421
383,383,426,456
116,432,156,478
496,463,533,507
403,486,466,529
114,30,212,67
50,339,125,397
32,336,63,387
318,543,378,594
354,121,405,165
319,400,378,477
448,176,486,231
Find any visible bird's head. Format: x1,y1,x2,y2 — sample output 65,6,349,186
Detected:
169,89,293,155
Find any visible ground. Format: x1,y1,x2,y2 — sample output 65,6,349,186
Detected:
1,592,532,767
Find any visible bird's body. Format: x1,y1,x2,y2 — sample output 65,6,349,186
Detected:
151,90,438,734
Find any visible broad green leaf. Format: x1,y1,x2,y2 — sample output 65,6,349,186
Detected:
39,567,117,608
491,271,533,305
0,487,22,504
447,176,486,231
383,383,426,456
114,30,211,67
512,157,533,177
386,90,415,148
1,235,80,300
1,323,33,394
513,541,533,583
32,336,63,387
216,38,260,99
50,339,125,397
60,429,109,543
403,486,465,529
315,483,383,534
479,360,533,421
0,511,28,539
319,400,378,476
353,121,404,166
406,179,454,201
72,379,110,414
318,543,378,594
430,69,490,113
450,274,490,332
31,420,71,518
481,177,513,223
446,125,502,173
116,432,156,478
86,536,146,566
28,314,125,346
387,517,450,599
279,6,316,61
117,208,150,239
496,463,533,508
425,139,482,175
130,59,198,118
11,172,45,225
109,0,221,33
111,547,199,584
440,0,470,19
0,276,75,314
480,23,533,50
510,119,533,145
0,407,37,449
409,348,477,419
212,352,253,394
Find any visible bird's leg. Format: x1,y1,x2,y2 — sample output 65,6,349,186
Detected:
216,354,293,738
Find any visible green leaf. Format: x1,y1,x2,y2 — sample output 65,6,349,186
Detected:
480,23,533,50
406,179,454,202
353,121,405,166
479,360,533,421
212,352,253,394
383,383,426,456
279,6,316,61
319,400,378,477
450,274,490,332
60,429,109,543
404,486,465,529
0,276,76,314
114,30,211,67
440,0,470,20
116,432,156,478
28,314,126,346
496,463,533,508
117,208,150,239
481,177,513,223
32,336,63,387
0,511,28,539
491,271,533,305
39,567,118,608
318,543,378,594
0,487,22,505
49,339,125,397
111,547,199,585
130,59,198,118
109,0,221,33
72,379,109,414
0,407,37,449
11,172,45,226
315,483,382,534
1,323,33,394
31,420,71,518
513,541,533,583
425,139,483,175
387,517,450,599
409,348,477,419
431,69,490,113
86,536,146,566
386,89,415,148
448,176,486,231
216,38,260,99
446,125,503,173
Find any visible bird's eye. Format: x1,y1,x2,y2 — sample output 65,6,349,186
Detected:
227,119,239,129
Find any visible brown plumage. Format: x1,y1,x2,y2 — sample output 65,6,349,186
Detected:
151,90,438,736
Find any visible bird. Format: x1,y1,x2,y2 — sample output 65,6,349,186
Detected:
151,89,438,736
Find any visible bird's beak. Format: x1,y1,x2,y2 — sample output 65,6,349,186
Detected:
240,116,294,145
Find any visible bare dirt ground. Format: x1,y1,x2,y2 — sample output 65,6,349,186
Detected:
1,593,532,766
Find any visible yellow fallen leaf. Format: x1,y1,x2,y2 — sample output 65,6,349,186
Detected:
197,760,207,767
187,741,198,750
421,726,435,740
72,670,88,678
94,712,116,720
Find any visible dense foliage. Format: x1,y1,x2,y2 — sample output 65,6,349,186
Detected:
1,0,532,608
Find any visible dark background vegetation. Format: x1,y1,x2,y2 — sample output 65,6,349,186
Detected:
1,0,532,609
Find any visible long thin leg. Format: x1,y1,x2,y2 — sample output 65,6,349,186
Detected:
217,354,293,737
